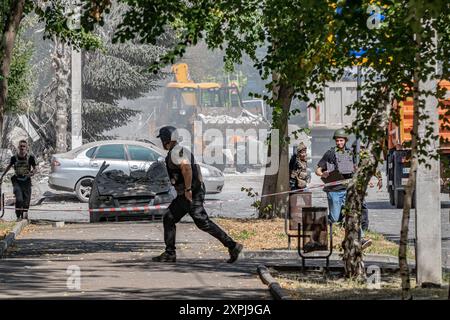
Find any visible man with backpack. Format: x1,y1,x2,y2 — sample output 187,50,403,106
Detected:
315,129,354,224
0,140,37,221
151,126,244,263
315,129,372,249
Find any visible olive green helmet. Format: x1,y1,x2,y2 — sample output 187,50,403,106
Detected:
333,128,348,140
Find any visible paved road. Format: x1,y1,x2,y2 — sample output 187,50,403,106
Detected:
2,171,449,267
0,222,270,299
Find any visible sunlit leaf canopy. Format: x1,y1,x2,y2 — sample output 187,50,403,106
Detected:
81,1,342,101
30,0,102,50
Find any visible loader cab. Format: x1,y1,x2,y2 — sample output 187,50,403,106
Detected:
197,85,243,109
163,83,245,121
163,84,198,130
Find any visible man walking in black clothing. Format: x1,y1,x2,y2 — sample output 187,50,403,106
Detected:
152,126,243,263
0,140,37,221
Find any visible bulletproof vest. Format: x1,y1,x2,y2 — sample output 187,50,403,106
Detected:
13,154,31,178
165,145,202,194
333,148,354,175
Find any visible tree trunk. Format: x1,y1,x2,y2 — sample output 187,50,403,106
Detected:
0,0,26,141
398,27,424,300
342,148,377,280
259,77,293,218
53,36,71,153
1,115,11,148
342,92,390,279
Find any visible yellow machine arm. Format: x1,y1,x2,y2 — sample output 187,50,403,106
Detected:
171,63,193,83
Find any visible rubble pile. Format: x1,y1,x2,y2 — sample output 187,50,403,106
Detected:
198,111,266,126
35,161,51,183
95,161,172,196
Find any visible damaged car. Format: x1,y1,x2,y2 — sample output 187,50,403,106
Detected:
89,160,175,222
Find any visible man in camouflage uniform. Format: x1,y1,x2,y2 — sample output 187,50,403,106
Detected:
289,142,311,190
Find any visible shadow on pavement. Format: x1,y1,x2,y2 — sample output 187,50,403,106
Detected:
366,201,395,210
6,238,165,257
0,238,268,299
91,286,269,299
41,192,81,203
367,200,450,209
0,257,267,299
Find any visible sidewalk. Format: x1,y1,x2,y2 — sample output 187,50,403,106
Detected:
0,221,270,299
0,218,425,300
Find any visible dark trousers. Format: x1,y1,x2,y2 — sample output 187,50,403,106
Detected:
361,201,369,231
12,177,31,219
163,185,236,255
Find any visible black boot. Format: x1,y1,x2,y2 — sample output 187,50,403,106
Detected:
152,251,176,262
227,243,243,263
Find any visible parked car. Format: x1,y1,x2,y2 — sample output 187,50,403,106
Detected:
48,140,225,202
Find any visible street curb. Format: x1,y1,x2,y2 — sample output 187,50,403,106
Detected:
246,250,415,267
0,220,29,258
257,265,292,300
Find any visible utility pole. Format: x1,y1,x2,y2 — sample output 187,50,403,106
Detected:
415,30,442,287
71,47,82,149
71,4,82,149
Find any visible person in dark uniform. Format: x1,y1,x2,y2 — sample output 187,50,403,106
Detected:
152,126,243,263
0,140,37,221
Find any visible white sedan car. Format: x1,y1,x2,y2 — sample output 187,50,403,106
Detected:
48,140,225,202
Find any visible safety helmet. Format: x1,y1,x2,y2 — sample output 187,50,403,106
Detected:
333,128,348,140
156,126,179,143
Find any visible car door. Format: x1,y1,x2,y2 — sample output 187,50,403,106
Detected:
126,144,162,174
91,144,130,175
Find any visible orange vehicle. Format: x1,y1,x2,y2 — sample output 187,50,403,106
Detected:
386,80,450,208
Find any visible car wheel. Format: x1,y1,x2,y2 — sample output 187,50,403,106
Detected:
75,177,94,203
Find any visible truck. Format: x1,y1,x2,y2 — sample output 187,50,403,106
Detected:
307,80,359,163
386,80,450,208
150,63,270,172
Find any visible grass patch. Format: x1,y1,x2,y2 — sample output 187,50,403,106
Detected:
234,230,257,241
275,271,448,300
214,217,415,259
214,217,445,300
0,220,15,240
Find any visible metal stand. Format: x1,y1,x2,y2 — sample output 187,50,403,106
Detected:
284,203,297,250
297,222,333,270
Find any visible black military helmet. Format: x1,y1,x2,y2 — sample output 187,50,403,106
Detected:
157,126,178,143
333,128,348,140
